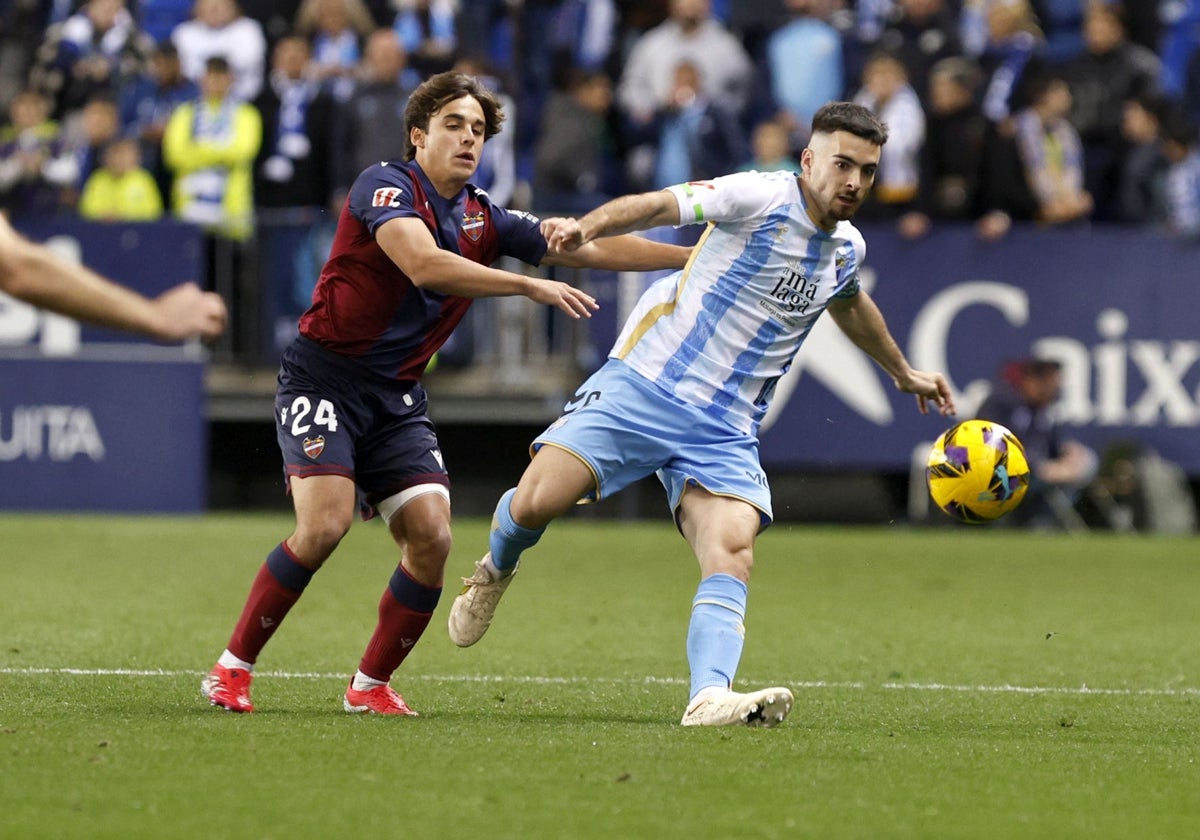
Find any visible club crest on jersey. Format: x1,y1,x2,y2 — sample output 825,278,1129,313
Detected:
303,435,326,460
461,210,486,241
372,187,403,207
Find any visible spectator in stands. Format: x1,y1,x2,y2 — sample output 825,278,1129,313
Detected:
616,0,752,189
853,50,925,218
0,212,226,341
651,60,748,189
253,34,335,213
1062,2,1161,221
958,0,989,56
532,67,620,214
763,0,844,148
1030,0,1085,64
295,0,376,102
78,136,164,220
455,0,519,76
1187,46,1200,127
897,56,987,238
974,128,1037,239
545,0,616,75
118,41,198,205
28,0,155,118
977,0,1046,124
516,0,616,153
391,0,457,78
976,357,1097,530
452,55,516,207
1012,73,1092,228
618,0,752,124
738,116,801,173
0,0,50,111
874,0,963,108
1161,108,1200,238
1158,0,1200,99
330,28,414,206
1115,91,1169,226
0,88,76,216
61,94,122,201
163,55,262,242
138,0,196,44
172,0,267,102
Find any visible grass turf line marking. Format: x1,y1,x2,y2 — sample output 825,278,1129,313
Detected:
2,667,1199,698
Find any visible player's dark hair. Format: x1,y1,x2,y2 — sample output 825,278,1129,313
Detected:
811,102,888,146
403,71,505,162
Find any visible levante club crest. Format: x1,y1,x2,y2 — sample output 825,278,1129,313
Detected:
461,210,485,241
303,435,325,460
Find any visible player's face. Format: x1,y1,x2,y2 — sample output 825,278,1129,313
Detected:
799,130,880,230
411,94,486,193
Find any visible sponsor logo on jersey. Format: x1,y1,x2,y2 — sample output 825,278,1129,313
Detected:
461,210,486,241
303,435,325,459
372,187,403,207
510,209,540,225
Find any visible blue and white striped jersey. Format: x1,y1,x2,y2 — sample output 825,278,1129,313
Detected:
610,169,866,435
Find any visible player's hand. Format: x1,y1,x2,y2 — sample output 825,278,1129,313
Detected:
541,217,588,254
150,282,228,341
525,277,598,319
896,369,956,417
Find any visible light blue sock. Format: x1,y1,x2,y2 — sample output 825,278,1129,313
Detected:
488,488,545,573
686,573,748,701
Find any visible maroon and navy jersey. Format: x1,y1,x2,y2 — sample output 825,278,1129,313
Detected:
298,160,548,380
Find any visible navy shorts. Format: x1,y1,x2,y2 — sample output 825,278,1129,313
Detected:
275,337,449,517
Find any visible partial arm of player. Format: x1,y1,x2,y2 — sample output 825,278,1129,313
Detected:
375,216,598,319
541,231,691,271
0,214,227,341
826,290,956,417
542,190,682,253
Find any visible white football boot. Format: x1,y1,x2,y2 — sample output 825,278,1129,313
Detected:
680,685,794,727
448,553,517,647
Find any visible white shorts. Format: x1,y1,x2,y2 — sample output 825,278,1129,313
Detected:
534,359,773,529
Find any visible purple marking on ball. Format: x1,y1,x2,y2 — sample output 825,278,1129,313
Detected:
944,444,971,466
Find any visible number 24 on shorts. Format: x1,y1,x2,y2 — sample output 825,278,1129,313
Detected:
281,396,340,435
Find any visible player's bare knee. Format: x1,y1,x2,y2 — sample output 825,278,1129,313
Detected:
701,544,754,582
512,480,578,528
510,488,552,529
398,517,452,564
382,484,452,561
289,513,351,563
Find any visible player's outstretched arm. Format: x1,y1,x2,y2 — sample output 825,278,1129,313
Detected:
376,215,598,319
826,290,956,417
0,214,227,341
542,232,691,272
543,190,681,253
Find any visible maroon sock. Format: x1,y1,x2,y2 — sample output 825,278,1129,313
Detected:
226,542,315,663
358,565,442,682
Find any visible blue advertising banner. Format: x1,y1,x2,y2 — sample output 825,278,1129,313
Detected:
0,219,209,512
758,223,1200,473
0,354,207,511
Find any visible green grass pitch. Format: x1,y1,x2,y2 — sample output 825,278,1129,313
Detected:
2,513,1199,839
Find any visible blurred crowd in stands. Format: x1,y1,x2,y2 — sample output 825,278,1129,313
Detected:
1,0,1199,249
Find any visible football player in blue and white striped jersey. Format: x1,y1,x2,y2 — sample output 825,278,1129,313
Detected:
450,102,956,727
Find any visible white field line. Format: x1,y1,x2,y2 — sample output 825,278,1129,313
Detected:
1,667,1199,698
